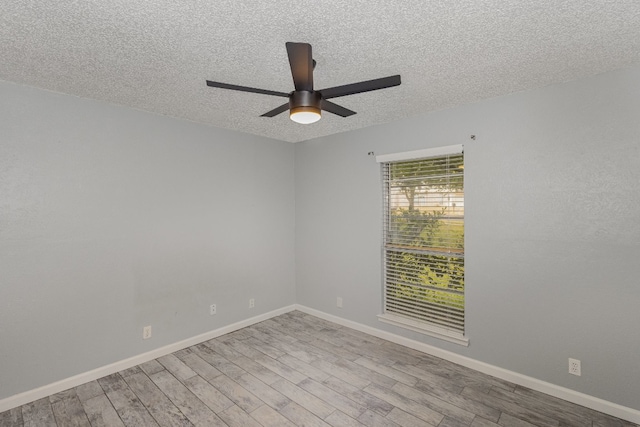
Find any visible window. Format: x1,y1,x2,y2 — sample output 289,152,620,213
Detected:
377,146,467,345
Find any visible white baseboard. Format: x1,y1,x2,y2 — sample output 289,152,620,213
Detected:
0,305,296,413
295,304,640,424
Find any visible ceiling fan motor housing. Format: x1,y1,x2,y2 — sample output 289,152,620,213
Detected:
289,90,322,115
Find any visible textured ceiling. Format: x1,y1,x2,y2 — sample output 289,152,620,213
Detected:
1,1,639,143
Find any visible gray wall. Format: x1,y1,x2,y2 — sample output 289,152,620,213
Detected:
295,63,640,410
0,81,296,399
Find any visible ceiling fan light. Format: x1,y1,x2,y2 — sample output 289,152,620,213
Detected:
290,106,321,124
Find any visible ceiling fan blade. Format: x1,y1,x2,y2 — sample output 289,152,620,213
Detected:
319,75,401,99
286,42,314,92
321,100,356,117
261,102,290,117
206,80,289,97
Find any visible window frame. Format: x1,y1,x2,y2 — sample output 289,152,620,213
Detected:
376,145,468,346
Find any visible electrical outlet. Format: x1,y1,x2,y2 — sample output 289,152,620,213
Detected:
569,358,581,376
337,297,343,308
143,325,152,340
249,298,255,308
210,304,217,315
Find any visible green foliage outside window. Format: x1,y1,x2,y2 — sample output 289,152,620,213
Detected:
386,208,464,312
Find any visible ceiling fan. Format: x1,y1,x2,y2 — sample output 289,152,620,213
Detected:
206,42,401,124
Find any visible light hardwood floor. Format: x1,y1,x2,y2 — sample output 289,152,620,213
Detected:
0,311,637,427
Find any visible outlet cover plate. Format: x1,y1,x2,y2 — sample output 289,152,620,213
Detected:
569,358,581,376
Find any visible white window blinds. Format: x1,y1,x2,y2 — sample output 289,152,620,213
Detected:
380,148,465,343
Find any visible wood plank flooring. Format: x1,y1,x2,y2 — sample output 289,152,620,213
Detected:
1,311,637,427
